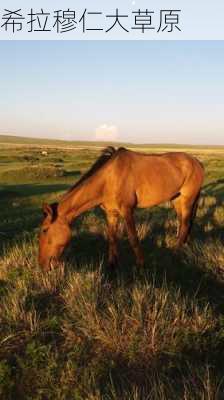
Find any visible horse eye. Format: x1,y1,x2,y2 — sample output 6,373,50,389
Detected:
42,228,48,234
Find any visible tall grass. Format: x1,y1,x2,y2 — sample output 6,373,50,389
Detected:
1,194,224,399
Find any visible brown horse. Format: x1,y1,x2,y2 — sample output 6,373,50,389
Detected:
39,147,204,271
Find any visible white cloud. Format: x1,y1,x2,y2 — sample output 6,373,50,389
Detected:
95,124,119,141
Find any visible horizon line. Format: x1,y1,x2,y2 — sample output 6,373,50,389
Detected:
0,133,224,148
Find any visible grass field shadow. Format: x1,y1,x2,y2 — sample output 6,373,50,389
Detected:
63,219,224,316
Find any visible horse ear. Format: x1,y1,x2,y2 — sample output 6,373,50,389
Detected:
42,202,58,221
42,203,53,219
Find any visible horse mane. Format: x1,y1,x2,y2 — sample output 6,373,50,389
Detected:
67,146,118,193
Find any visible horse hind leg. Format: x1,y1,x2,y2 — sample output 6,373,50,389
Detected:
191,191,200,221
173,193,200,248
172,195,182,239
187,191,200,236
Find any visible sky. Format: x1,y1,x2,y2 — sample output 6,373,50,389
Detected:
0,40,224,144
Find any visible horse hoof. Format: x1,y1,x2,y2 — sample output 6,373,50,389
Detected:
108,260,119,271
173,244,182,254
137,258,145,268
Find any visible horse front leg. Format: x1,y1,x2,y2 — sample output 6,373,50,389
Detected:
106,210,119,269
123,209,144,267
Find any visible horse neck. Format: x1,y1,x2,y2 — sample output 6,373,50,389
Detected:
58,173,104,223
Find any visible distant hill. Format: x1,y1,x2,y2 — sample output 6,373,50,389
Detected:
0,134,131,148
0,134,223,150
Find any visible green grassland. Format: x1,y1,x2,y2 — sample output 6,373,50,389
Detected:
0,136,224,399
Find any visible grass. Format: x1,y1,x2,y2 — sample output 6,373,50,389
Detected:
0,137,224,399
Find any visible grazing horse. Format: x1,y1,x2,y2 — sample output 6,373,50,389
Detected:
39,147,204,271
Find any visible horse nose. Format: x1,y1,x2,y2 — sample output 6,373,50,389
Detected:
38,255,51,271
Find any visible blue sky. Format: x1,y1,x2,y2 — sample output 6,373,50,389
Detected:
0,41,224,144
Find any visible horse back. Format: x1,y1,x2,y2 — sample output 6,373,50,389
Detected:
103,149,204,209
